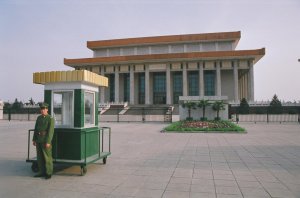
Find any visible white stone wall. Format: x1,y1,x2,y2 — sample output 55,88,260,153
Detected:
179,104,229,121
217,41,232,51
3,114,39,121
221,70,234,100
108,48,121,56
93,41,233,58
179,96,229,121
151,45,169,54
94,49,107,57
0,101,3,120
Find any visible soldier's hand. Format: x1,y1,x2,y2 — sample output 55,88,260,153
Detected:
45,143,51,148
33,141,36,146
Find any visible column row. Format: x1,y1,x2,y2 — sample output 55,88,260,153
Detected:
98,62,253,104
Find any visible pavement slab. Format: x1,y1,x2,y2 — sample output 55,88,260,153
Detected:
0,121,300,198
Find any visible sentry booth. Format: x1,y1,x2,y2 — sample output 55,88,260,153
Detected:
26,70,111,175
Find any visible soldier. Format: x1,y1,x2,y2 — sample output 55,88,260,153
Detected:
32,102,54,179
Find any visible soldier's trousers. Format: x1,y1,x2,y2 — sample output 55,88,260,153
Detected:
36,143,53,175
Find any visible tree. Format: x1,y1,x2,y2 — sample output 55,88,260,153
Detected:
29,98,35,105
12,98,23,110
212,100,226,120
181,101,197,120
197,99,211,121
269,94,282,114
4,102,11,109
239,98,250,114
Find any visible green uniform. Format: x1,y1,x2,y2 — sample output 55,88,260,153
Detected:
33,114,54,176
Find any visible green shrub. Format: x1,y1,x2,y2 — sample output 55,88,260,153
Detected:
214,117,221,121
288,109,298,114
164,120,245,133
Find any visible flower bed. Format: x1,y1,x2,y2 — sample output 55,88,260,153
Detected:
164,120,245,133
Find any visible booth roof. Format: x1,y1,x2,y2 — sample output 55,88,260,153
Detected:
33,70,108,87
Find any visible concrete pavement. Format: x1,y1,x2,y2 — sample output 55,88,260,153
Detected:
0,121,300,198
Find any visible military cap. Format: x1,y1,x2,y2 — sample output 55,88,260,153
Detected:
40,102,49,108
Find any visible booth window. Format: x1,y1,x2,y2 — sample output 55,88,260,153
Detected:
53,91,73,127
84,91,95,126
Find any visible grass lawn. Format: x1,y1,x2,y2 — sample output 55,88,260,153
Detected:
164,120,246,133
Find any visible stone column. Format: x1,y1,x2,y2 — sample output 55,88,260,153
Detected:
248,61,254,101
145,64,150,104
199,62,204,97
240,74,244,99
182,63,188,96
100,66,106,104
114,66,119,103
216,62,221,96
129,65,135,105
233,61,239,102
166,64,172,104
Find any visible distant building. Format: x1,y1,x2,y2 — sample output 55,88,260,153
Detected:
64,31,265,105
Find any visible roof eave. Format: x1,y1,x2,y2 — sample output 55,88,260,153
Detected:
64,48,265,67
87,31,241,50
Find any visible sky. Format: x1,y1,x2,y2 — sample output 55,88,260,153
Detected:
1,0,300,103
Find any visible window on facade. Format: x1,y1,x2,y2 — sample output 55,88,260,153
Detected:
171,44,184,53
204,71,215,96
84,91,95,126
137,46,149,55
122,47,134,56
107,74,115,102
151,45,168,54
123,73,130,102
186,43,200,52
173,72,182,104
218,41,232,51
202,42,216,51
109,48,120,56
94,49,107,57
188,71,199,96
53,91,73,127
138,73,145,104
153,72,166,104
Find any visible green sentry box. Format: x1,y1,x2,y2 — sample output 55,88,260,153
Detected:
27,70,110,175
52,127,99,161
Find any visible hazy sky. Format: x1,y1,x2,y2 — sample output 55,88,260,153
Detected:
1,0,300,103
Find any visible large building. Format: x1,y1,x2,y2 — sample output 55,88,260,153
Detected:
64,31,265,105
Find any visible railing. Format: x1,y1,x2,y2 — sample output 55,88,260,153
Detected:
3,106,174,123
232,114,300,123
99,107,173,122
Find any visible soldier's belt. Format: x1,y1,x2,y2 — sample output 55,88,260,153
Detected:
37,131,47,136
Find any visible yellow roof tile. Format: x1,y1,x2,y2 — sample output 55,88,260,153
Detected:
33,70,108,87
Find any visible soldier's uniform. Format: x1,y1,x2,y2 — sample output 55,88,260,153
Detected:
33,103,54,178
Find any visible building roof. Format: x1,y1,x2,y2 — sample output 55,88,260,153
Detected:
64,48,265,67
87,31,241,49
33,70,108,87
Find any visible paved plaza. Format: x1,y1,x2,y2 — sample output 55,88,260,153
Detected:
0,120,300,198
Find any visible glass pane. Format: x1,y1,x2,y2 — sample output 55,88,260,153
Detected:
188,71,199,96
123,73,130,102
85,92,95,125
53,93,62,125
53,91,73,127
138,73,145,104
204,71,215,96
107,74,115,102
153,72,166,104
173,72,182,104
